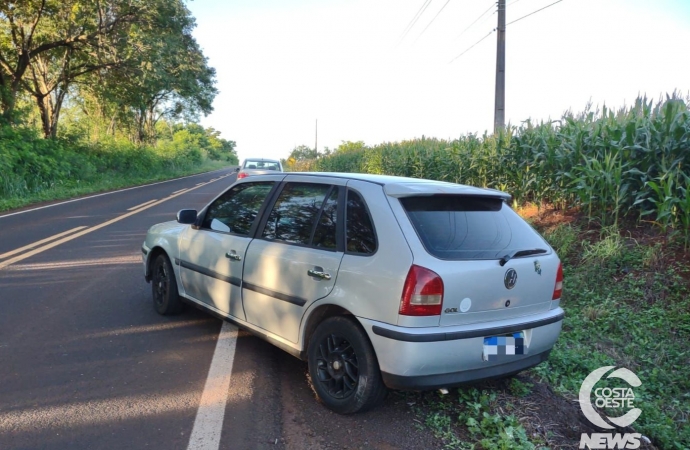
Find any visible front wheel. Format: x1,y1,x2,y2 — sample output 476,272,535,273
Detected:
307,316,387,414
151,254,183,315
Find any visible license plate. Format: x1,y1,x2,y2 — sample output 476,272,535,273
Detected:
482,331,525,361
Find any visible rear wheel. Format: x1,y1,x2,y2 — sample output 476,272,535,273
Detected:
307,316,387,414
151,254,183,315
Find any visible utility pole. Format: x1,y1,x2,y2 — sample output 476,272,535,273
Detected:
315,119,318,156
494,0,506,134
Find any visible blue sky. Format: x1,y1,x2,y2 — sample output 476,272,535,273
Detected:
185,0,690,162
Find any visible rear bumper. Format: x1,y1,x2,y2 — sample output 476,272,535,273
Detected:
381,350,551,390
360,308,563,390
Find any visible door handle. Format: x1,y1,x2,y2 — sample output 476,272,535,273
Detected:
225,251,242,261
308,269,331,280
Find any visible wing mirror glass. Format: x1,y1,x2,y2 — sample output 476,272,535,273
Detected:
177,209,198,224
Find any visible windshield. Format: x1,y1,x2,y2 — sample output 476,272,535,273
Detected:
244,160,281,171
400,195,550,260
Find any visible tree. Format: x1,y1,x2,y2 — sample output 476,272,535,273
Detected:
0,0,215,139
0,0,140,131
289,144,318,161
336,141,367,153
76,0,217,143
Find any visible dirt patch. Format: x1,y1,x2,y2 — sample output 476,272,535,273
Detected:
517,203,579,231
408,374,658,450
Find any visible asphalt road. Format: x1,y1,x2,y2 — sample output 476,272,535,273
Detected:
0,168,440,450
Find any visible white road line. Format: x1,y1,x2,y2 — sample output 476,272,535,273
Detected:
127,199,158,211
187,321,238,450
0,226,88,260
0,180,214,270
0,168,231,220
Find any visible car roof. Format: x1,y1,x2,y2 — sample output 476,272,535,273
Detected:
244,158,281,163
283,172,511,199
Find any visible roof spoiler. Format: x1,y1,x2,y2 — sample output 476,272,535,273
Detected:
384,183,511,201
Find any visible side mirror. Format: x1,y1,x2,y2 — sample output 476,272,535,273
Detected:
234,167,240,172
177,209,198,224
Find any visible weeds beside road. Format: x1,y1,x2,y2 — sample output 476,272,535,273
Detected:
0,159,229,213
0,124,237,212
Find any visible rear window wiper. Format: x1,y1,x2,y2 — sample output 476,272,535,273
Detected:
499,248,548,266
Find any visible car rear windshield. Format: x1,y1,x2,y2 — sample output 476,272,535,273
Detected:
400,195,549,260
245,160,281,171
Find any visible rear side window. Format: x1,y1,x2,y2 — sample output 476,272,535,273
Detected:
346,190,376,254
262,183,332,245
202,182,274,235
312,188,339,249
400,196,549,260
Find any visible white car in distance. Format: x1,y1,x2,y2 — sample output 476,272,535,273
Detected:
236,158,283,179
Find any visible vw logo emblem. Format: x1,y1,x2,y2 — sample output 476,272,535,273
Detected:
504,268,517,289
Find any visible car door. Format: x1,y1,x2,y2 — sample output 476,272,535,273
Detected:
242,176,346,343
178,180,278,319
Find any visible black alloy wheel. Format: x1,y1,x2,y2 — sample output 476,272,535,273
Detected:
151,254,183,315
307,316,387,414
314,333,359,399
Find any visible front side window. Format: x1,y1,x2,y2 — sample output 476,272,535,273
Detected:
262,183,332,245
202,182,275,235
346,190,376,254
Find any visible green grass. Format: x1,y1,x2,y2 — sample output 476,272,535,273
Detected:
0,122,237,213
416,387,547,450
531,223,690,449
0,159,229,212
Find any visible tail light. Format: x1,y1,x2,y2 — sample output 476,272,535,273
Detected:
237,172,248,179
552,262,563,300
399,265,444,316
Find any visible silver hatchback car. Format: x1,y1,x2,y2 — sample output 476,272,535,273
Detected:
142,173,564,414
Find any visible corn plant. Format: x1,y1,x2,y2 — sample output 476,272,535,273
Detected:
297,93,690,240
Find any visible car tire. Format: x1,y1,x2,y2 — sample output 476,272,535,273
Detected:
151,254,184,315
307,316,387,414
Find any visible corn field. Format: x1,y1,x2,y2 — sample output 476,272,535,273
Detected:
292,94,690,241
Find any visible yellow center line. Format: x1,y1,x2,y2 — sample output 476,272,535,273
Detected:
0,226,89,260
0,179,218,270
127,199,158,211
172,188,187,194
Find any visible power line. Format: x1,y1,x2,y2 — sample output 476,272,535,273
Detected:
455,2,496,40
398,0,433,44
414,0,452,43
448,28,495,63
507,0,564,26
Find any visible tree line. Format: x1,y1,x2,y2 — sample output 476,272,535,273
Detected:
0,0,227,147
